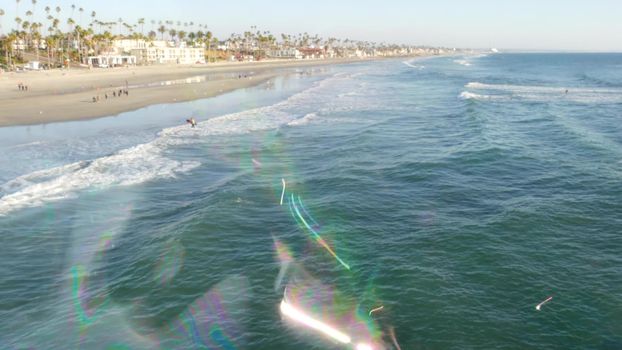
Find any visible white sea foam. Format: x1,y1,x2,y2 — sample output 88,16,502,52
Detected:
403,60,425,70
466,82,622,94
454,59,472,67
0,161,90,196
0,142,200,215
337,91,359,98
465,82,622,104
286,113,359,127
0,72,362,215
460,91,482,100
6,140,46,149
158,74,353,142
459,91,506,101
287,113,318,126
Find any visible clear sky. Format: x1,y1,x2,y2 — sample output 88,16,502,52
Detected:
1,0,621,51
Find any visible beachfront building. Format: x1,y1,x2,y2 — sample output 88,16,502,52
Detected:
108,39,206,65
11,39,27,51
265,48,301,59
86,55,137,68
324,48,337,58
149,40,178,49
216,41,229,51
131,46,205,64
112,39,148,53
298,48,325,59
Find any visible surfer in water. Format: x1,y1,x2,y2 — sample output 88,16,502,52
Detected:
186,117,197,128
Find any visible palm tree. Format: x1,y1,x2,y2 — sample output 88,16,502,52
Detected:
206,30,212,62
138,18,145,35
15,0,21,30
0,9,5,36
123,22,132,36
210,36,218,59
90,11,96,31
31,22,41,60
30,0,36,20
168,28,176,42
157,25,165,40
15,16,22,33
5,32,18,69
45,27,53,66
25,10,32,49
22,20,30,51
66,17,75,53
78,7,83,26
177,30,186,44
21,19,28,42
54,4,60,36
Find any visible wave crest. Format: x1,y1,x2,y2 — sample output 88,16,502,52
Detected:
464,82,622,104
0,72,365,215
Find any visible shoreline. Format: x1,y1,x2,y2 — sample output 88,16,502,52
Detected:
0,56,434,127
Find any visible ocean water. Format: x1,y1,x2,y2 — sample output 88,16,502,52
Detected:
1,54,621,349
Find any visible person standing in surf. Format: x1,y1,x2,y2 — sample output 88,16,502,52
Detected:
186,117,197,128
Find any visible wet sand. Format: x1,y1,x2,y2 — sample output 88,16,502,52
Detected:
0,58,370,127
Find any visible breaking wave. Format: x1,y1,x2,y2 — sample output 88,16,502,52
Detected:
403,60,425,70
0,72,363,215
463,82,622,104
454,59,472,66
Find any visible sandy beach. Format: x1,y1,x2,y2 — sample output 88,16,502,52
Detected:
0,58,375,127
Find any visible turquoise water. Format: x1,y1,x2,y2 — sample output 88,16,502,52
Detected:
1,54,621,349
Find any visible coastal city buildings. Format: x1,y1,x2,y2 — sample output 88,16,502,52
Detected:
1,13,457,71
129,41,205,65
86,39,205,67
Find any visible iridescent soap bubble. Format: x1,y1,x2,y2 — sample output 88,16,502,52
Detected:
160,275,251,349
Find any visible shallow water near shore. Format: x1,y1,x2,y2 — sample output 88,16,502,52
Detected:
1,54,621,349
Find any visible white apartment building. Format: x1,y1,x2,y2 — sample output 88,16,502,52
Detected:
112,39,147,53
86,55,137,67
131,46,205,64
111,39,205,64
266,48,301,59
